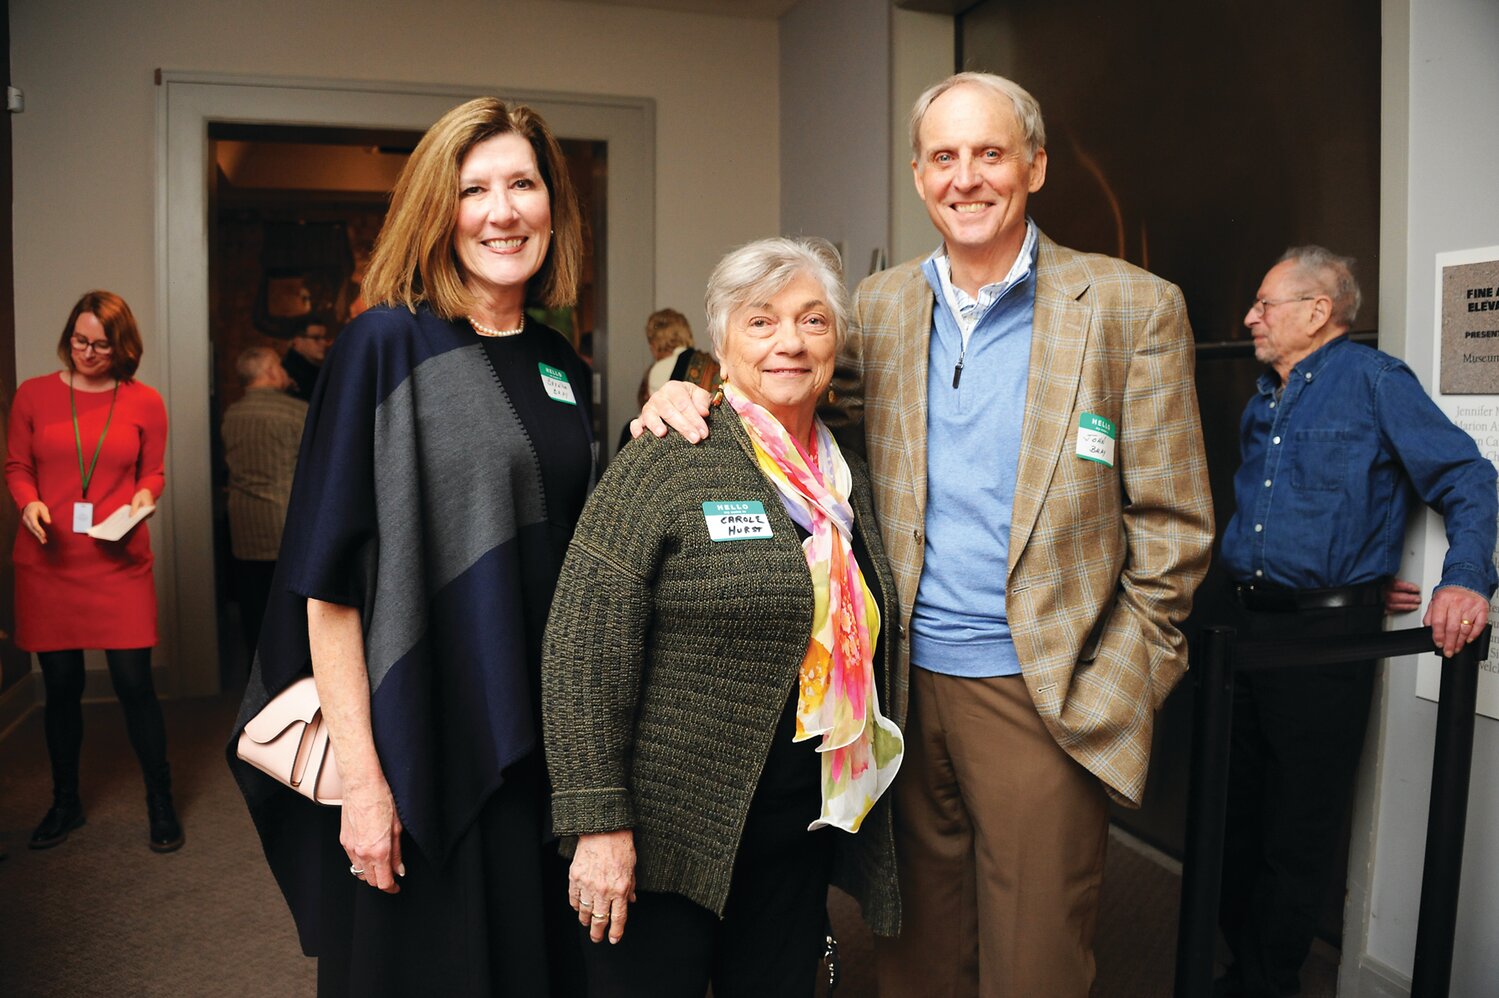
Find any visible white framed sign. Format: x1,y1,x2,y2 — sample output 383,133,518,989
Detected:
1418,245,1499,717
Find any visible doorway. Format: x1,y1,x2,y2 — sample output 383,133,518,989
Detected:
205,122,609,688
160,75,655,697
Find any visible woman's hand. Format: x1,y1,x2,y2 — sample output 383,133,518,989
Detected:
21,501,50,544
341,775,405,894
569,829,638,944
129,489,155,516
308,598,403,893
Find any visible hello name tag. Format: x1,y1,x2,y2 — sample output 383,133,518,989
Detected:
703,501,774,541
1076,413,1117,467
538,363,577,405
72,502,94,533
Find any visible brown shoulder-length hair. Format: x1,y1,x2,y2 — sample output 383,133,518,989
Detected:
362,97,583,318
57,290,143,380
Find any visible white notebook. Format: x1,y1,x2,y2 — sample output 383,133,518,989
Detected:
86,503,155,541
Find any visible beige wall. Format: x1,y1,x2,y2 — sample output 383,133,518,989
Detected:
9,0,781,385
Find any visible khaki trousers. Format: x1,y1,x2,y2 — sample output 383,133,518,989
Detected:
876,669,1109,998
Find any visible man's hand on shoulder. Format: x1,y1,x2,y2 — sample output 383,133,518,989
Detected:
631,381,713,443
1425,585,1491,656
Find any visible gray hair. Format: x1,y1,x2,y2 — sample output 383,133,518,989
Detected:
1278,245,1362,328
705,237,849,359
236,346,280,386
909,72,1046,162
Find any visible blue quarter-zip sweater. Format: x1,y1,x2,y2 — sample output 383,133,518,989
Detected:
910,243,1037,677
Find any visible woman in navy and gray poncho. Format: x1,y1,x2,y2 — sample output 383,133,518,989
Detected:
230,97,594,998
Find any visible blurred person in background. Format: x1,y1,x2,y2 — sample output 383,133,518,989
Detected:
222,346,307,657
7,290,179,853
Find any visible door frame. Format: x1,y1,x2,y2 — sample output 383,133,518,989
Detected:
158,72,655,695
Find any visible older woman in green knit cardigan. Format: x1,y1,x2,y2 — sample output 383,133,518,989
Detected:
542,236,904,998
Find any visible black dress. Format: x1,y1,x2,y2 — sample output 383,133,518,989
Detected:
233,308,593,998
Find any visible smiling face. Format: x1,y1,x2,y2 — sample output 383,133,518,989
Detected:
719,272,838,443
453,132,552,314
69,312,114,380
912,83,1046,286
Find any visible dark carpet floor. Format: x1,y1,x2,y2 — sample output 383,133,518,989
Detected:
0,694,1338,997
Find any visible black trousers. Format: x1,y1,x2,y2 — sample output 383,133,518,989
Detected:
1218,602,1382,998
231,557,277,655
581,687,834,998
579,829,834,998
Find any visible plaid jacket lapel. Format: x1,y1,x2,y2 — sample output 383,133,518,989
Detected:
1010,237,1092,574
894,274,934,535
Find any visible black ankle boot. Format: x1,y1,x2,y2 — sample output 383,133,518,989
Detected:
147,792,184,853
29,794,85,849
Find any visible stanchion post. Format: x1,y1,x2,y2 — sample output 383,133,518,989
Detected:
1410,626,1488,998
1174,626,1237,998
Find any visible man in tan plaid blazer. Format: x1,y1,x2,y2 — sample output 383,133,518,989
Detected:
842,72,1212,998
636,72,1211,997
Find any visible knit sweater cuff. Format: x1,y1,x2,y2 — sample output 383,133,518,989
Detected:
550,787,635,836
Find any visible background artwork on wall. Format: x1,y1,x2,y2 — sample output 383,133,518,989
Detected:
1422,245,1499,721
1439,258,1499,395
250,220,356,339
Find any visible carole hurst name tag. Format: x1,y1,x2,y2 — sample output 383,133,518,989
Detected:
1076,413,1117,467
703,501,773,541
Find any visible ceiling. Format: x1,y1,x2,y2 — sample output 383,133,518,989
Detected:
579,0,802,18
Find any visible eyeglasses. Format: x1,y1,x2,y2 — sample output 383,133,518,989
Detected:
1250,295,1318,314
70,336,113,355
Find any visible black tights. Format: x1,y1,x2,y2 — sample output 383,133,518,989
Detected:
38,648,171,798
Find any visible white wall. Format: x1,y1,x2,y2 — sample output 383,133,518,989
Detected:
9,0,780,391
1355,0,1499,993
779,0,889,289
889,7,954,265
6,0,780,692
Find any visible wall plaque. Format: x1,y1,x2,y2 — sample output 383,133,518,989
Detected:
1439,258,1499,394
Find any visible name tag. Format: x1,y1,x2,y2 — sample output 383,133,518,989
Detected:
538,363,577,405
703,501,773,541
1076,413,1117,467
72,502,94,533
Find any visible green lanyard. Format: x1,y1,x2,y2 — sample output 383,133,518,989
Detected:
70,377,119,499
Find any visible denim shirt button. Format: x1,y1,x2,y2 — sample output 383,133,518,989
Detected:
1272,436,1281,445
1255,524,1263,532
1264,479,1272,487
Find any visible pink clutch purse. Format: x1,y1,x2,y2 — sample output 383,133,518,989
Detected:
236,676,344,806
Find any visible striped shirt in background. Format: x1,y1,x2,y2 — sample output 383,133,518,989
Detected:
222,388,308,560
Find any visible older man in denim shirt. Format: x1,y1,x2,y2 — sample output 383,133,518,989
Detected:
1216,245,1497,998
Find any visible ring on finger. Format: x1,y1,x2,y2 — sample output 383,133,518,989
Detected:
591,911,611,921
578,900,593,909
349,863,365,877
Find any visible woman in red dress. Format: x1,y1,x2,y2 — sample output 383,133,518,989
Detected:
5,290,180,852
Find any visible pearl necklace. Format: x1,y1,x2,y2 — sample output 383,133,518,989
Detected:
468,316,526,338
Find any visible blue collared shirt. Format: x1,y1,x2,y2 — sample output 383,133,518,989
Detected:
929,220,1039,341
1220,336,1498,596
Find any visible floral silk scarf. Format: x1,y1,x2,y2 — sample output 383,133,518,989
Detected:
724,384,904,832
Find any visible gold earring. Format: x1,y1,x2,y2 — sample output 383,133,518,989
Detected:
827,388,836,404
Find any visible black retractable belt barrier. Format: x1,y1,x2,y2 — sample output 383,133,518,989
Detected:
1173,624,1490,998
